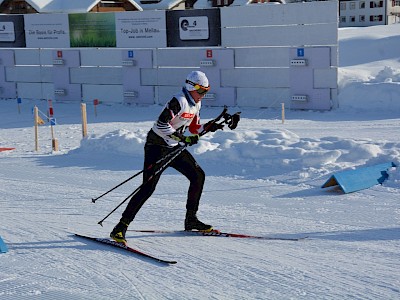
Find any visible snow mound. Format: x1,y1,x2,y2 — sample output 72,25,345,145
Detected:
78,129,147,156
338,23,400,111
72,128,399,183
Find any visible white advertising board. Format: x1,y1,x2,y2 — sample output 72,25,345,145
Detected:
0,22,15,42
116,11,166,48
24,14,70,48
179,16,209,40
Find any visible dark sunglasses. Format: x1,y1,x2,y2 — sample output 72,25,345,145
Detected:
186,79,210,95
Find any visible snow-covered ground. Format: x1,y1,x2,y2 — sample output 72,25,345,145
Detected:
1,23,399,299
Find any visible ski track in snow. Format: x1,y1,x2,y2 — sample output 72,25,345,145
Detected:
1,23,400,299
1,158,399,299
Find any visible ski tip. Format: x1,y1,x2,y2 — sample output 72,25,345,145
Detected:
74,233,177,264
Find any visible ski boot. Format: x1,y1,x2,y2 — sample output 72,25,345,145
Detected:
110,218,129,245
184,210,213,232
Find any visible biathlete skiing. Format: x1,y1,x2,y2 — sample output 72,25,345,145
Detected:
109,71,239,245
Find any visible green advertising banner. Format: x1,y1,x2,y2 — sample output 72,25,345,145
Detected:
69,13,116,47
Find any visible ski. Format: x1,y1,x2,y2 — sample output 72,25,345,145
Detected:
129,229,307,241
74,233,177,264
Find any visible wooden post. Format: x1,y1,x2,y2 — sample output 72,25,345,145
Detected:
52,139,59,151
81,103,88,138
281,103,285,124
50,120,59,151
34,106,39,151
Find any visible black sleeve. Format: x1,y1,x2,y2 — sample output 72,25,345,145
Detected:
158,97,181,124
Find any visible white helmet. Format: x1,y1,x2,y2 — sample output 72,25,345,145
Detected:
185,71,209,92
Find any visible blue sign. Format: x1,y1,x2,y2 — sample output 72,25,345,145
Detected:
50,118,56,126
297,48,304,57
128,51,134,58
17,98,22,104
0,236,8,253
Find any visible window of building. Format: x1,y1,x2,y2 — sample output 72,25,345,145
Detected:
370,15,383,21
340,2,346,10
140,0,162,3
3,0,33,13
350,2,356,9
100,1,124,7
359,15,366,22
370,1,383,8
340,16,346,23
360,1,365,8
350,16,356,22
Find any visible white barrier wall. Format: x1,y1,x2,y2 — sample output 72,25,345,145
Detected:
1,2,338,110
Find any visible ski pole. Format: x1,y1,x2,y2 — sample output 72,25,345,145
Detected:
97,106,238,224
91,145,185,203
97,181,144,226
97,145,187,226
91,171,142,203
94,105,229,203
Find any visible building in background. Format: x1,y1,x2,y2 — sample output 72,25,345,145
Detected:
339,0,400,27
261,0,400,27
0,0,142,14
197,0,400,27
1,0,398,28
137,0,185,10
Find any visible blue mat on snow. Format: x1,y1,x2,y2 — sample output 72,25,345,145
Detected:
0,236,8,253
322,162,396,194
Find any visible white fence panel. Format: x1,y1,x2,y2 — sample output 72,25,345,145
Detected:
156,48,208,67
80,49,125,67
156,86,181,105
82,84,123,103
234,48,290,68
41,83,54,100
221,2,338,27
314,69,338,88
39,49,55,66
237,87,290,108
222,24,337,48
17,83,45,99
14,49,41,65
6,66,52,83
1,2,338,110
142,68,190,86
70,67,122,85
222,68,290,88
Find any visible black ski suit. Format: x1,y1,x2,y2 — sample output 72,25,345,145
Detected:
122,88,205,223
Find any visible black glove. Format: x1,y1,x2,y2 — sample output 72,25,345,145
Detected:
227,112,240,130
184,135,199,146
204,121,224,133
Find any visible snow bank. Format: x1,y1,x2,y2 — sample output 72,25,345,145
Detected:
338,23,400,111
78,129,147,156
78,127,399,184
